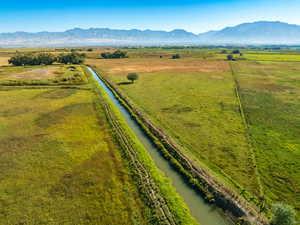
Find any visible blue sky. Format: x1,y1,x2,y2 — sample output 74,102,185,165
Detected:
0,0,299,33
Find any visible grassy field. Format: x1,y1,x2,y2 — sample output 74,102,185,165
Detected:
0,86,151,225
89,58,261,194
232,60,300,214
88,52,300,218
0,62,199,225
0,65,88,85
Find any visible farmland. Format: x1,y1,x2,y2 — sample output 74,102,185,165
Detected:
0,64,197,225
88,48,300,218
0,65,88,85
1,46,299,223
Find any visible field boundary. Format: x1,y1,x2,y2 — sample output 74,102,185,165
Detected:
90,66,269,225
229,62,264,198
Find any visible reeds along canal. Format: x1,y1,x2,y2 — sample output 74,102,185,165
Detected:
88,67,231,225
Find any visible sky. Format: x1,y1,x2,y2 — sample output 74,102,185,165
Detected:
0,0,299,33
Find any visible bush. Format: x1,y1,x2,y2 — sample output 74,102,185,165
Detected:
172,54,181,59
271,204,296,225
101,50,128,59
127,73,139,83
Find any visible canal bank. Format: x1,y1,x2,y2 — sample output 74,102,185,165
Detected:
87,66,236,225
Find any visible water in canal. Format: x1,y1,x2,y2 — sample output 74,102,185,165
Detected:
88,67,230,225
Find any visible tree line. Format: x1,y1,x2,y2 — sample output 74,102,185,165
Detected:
101,50,128,59
8,52,86,66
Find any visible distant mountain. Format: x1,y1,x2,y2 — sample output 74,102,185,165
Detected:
0,28,199,47
198,21,300,44
0,21,300,46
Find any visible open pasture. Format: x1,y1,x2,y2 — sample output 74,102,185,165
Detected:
0,86,150,225
89,51,300,218
87,57,229,74
0,62,198,225
232,60,300,214
89,57,261,195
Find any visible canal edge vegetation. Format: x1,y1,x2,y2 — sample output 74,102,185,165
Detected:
87,65,269,225
84,66,199,225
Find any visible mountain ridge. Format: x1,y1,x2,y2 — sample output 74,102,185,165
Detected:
1,21,300,46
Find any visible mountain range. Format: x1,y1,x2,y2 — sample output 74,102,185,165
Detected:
0,21,300,47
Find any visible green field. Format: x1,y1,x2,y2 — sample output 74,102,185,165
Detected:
0,64,197,225
88,50,300,218
0,86,151,224
1,47,300,223
232,60,300,212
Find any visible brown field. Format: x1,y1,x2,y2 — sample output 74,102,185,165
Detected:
2,66,62,80
0,57,9,66
87,58,229,74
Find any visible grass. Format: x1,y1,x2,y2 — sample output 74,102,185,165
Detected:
0,57,10,66
0,86,149,224
231,60,300,215
0,63,199,225
0,65,88,86
87,69,199,225
88,52,300,219
88,58,261,195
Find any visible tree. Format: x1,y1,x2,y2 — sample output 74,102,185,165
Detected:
227,54,234,61
271,204,296,225
172,54,181,59
57,52,85,64
37,53,56,65
8,52,57,66
101,50,128,59
232,49,240,54
127,73,139,83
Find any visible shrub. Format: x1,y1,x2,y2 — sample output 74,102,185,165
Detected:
271,204,296,225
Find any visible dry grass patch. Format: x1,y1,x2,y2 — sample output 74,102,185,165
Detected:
87,58,229,74
2,66,62,80
0,57,9,66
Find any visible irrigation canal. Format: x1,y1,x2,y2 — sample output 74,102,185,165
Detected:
88,67,230,225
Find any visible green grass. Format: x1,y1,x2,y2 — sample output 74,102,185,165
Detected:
89,53,300,219
91,60,261,196
0,86,149,225
0,64,200,225
87,70,199,225
232,61,300,216
243,54,300,61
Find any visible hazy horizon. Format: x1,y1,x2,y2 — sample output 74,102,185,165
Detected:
1,0,299,33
